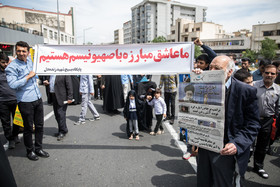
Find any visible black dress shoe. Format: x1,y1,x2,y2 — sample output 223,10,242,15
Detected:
57,133,66,141
35,149,50,158
27,151,39,161
54,132,59,137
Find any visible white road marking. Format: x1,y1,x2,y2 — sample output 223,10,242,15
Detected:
164,121,197,172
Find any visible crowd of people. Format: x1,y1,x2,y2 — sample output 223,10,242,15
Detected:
0,39,279,186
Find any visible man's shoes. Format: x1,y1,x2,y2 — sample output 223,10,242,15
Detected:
89,118,95,122
57,133,66,141
8,140,16,149
14,136,21,144
254,168,269,179
35,149,49,158
169,119,174,125
89,116,100,121
54,132,59,137
74,121,85,125
27,151,39,161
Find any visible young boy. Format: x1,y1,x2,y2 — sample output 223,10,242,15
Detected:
146,88,167,135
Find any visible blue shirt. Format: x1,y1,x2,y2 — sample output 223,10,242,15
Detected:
121,75,133,84
79,75,94,93
5,57,41,102
49,75,56,93
252,69,263,81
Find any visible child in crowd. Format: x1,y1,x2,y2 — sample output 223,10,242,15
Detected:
146,88,166,135
123,90,140,140
74,75,100,125
179,128,187,142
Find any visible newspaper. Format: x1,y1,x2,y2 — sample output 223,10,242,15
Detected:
178,70,225,153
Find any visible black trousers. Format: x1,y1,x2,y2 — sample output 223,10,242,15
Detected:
45,85,53,104
154,114,163,133
197,148,236,187
164,92,177,119
94,79,102,99
52,93,68,134
254,117,273,169
18,98,44,153
0,100,19,141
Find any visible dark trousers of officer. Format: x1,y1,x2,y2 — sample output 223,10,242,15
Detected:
254,117,273,169
0,100,19,141
197,148,236,187
164,92,176,119
18,98,44,153
52,93,68,134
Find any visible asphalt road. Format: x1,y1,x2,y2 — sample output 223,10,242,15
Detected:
1,80,280,187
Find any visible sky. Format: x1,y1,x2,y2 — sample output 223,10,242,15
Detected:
1,0,279,45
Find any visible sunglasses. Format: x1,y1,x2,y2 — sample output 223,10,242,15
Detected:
264,72,276,75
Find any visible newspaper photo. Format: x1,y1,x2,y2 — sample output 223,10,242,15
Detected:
177,70,225,153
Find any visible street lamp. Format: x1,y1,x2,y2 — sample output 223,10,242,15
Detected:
83,27,93,45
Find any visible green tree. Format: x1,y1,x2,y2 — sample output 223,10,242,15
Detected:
195,45,202,58
242,49,258,62
259,37,279,60
152,36,167,43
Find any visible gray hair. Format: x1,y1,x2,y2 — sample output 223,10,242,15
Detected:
226,58,235,74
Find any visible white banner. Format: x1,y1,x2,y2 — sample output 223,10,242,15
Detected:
33,43,194,75
178,70,225,153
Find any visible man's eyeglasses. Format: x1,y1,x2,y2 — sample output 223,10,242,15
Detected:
264,72,276,75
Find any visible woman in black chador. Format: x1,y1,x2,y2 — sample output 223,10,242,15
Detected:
102,75,124,114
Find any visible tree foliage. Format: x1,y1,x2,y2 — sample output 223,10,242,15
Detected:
152,36,167,43
242,49,258,62
260,37,279,60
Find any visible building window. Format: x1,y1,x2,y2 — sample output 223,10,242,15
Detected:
191,37,196,41
192,28,194,32
171,30,175,34
184,37,188,42
54,32,58,40
49,30,53,39
277,30,280,36
185,28,188,32
43,28,48,37
196,27,200,31
65,35,67,43
61,34,64,42
263,31,273,36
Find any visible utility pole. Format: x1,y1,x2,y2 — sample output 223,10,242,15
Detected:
57,0,60,45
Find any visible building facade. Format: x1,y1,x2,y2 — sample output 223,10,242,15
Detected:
114,29,124,44
251,22,280,54
123,21,132,44
167,18,224,42
0,4,75,48
131,0,207,43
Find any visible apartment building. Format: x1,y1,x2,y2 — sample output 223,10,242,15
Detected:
114,29,124,44
131,0,207,43
123,21,132,44
0,4,75,46
251,22,280,53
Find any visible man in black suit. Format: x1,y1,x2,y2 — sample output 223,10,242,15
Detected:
48,75,73,141
195,56,260,186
